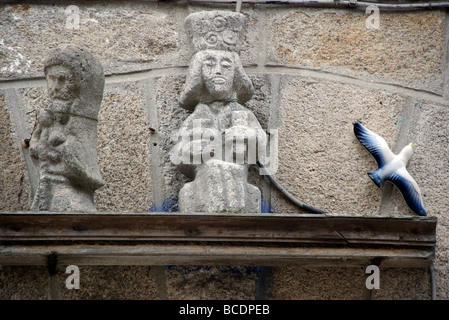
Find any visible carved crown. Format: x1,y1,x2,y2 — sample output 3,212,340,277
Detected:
185,10,247,54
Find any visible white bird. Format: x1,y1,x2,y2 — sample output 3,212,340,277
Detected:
353,121,427,216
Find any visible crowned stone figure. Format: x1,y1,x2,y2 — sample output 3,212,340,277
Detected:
29,44,104,212
171,11,267,213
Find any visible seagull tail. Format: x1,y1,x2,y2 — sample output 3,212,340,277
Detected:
368,171,382,187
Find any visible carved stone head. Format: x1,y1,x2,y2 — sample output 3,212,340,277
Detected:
202,50,235,100
43,44,104,121
46,64,78,102
179,11,254,111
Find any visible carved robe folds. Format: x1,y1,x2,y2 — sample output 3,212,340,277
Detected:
173,102,266,213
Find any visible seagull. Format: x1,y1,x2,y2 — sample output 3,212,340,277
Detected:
353,121,427,216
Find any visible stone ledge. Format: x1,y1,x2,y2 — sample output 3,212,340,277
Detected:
0,212,437,267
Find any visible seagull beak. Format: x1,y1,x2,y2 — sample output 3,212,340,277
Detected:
409,142,413,147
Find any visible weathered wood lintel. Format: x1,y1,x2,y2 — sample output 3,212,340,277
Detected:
0,244,434,268
0,212,437,267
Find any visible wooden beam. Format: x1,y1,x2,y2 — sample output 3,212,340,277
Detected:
0,212,437,267
0,212,436,244
0,244,434,267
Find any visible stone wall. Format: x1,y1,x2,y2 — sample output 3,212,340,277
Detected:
1,1,448,300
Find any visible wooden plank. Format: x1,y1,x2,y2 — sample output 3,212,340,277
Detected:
0,244,434,267
0,212,436,267
0,212,437,246
0,212,347,243
327,214,437,245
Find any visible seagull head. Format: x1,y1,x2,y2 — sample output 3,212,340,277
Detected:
400,142,414,163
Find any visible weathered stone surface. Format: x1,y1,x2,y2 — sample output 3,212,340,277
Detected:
0,3,180,79
390,102,449,299
178,159,261,213
245,74,272,131
29,44,103,212
371,268,431,300
18,86,47,136
271,266,431,300
238,9,259,67
272,78,405,215
167,266,257,299
154,75,190,211
271,267,365,299
0,92,30,211
0,266,49,299
269,9,444,94
94,85,153,212
57,266,158,300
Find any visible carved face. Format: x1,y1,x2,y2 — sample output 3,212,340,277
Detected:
202,51,235,100
46,65,77,102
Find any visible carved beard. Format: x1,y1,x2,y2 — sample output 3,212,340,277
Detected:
51,99,72,113
50,99,73,125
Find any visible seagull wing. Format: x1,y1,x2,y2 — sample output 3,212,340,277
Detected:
354,122,395,167
388,167,427,216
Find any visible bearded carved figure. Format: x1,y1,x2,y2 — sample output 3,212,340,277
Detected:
29,44,104,212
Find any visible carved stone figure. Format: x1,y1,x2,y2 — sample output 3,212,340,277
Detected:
29,44,104,212
171,11,267,213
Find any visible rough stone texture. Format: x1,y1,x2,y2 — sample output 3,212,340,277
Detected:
0,4,260,79
271,266,431,300
269,9,444,94
238,9,259,67
94,85,153,212
0,266,49,299
57,266,158,300
271,267,366,300
0,265,159,300
178,160,261,213
0,3,180,79
393,102,449,299
272,78,405,215
246,74,272,131
155,75,190,211
371,268,431,300
0,92,30,211
167,266,258,299
18,86,49,138
29,44,104,212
